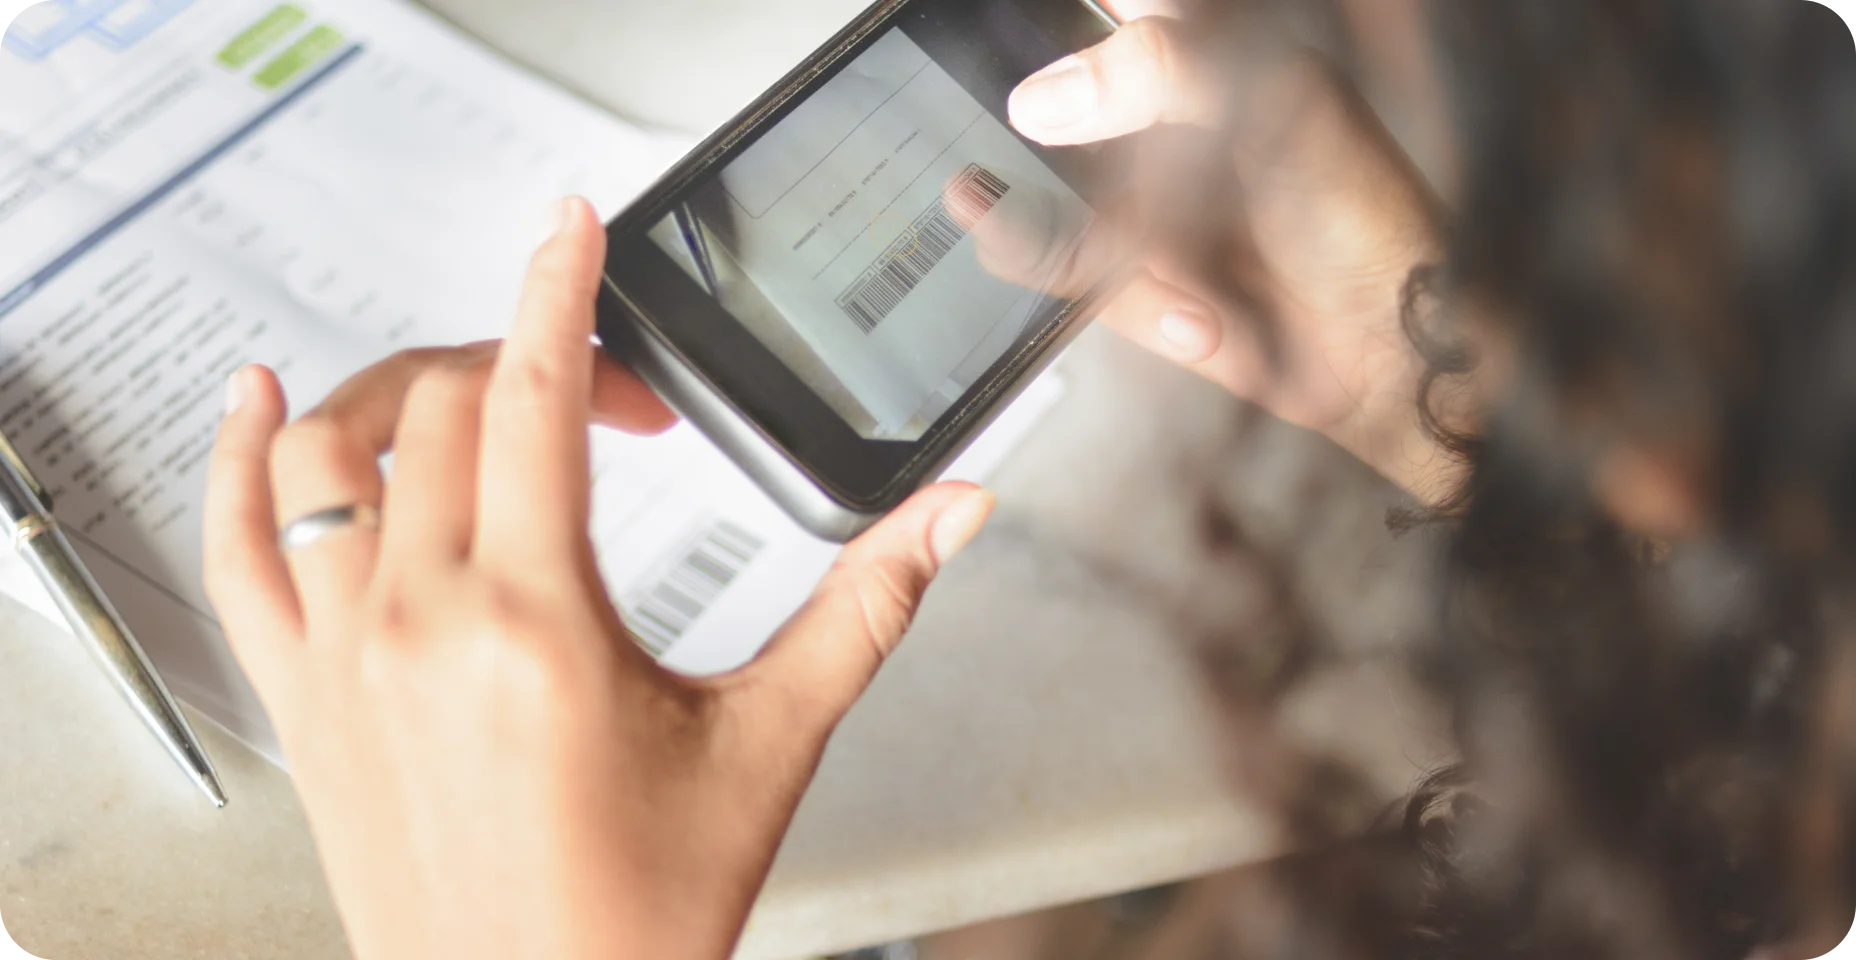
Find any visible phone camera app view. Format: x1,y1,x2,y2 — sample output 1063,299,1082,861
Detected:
648,28,1094,441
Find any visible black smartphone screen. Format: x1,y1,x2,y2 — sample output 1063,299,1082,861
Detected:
603,0,1116,508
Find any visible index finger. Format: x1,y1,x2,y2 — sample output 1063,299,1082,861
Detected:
474,196,605,568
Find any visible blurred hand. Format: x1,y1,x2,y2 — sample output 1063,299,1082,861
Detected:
1003,5,1460,504
203,197,996,960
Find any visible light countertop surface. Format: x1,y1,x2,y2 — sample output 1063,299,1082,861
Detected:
0,2,1450,957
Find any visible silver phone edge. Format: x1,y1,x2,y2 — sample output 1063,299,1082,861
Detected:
601,279,876,543
599,277,1095,545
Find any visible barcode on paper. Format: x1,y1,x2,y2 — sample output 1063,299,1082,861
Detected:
625,520,767,655
835,163,1010,334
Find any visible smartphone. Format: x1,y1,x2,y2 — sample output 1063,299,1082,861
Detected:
598,0,1123,542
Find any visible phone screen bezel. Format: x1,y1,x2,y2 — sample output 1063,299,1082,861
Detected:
599,0,1116,508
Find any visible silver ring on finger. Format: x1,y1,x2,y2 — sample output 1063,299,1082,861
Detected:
279,504,382,552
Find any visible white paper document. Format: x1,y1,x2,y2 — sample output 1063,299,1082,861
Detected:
0,0,1060,761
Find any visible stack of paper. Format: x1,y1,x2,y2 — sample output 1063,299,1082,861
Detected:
0,0,1059,761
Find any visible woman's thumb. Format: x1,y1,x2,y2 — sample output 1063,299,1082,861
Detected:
741,483,996,730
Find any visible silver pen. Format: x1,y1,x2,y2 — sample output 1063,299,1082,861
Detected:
0,430,225,807
1078,0,1122,27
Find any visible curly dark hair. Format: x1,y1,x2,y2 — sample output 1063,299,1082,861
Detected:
1407,1,1856,956
1150,0,1856,957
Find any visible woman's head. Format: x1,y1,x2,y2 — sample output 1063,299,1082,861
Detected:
1431,3,1855,953
1434,0,1856,545
1145,0,1856,955
1401,2,1855,955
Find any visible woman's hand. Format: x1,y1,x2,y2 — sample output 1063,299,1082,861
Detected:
202,197,996,960
1005,4,1462,505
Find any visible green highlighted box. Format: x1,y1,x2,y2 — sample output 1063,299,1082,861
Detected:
216,4,306,69
253,24,345,91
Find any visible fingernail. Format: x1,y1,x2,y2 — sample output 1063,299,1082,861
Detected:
1159,309,1215,359
930,489,996,565
556,196,584,234
1009,57,1098,134
224,368,247,416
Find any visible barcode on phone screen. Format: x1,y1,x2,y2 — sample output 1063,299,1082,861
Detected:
835,163,1010,334
625,520,767,655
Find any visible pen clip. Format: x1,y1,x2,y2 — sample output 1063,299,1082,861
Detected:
0,430,50,511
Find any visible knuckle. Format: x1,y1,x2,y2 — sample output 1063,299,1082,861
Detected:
833,552,930,654
525,242,582,292
500,643,580,714
869,551,931,611
461,580,555,655
354,591,442,686
268,412,352,474
472,581,536,640
384,345,449,372
492,354,566,415
356,624,416,691
407,362,482,409
474,592,585,702
1121,18,1181,100
357,573,603,716
516,354,561,399
211,419,250,464
350,576,593,723
367,590,425,647
211,406,262,455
